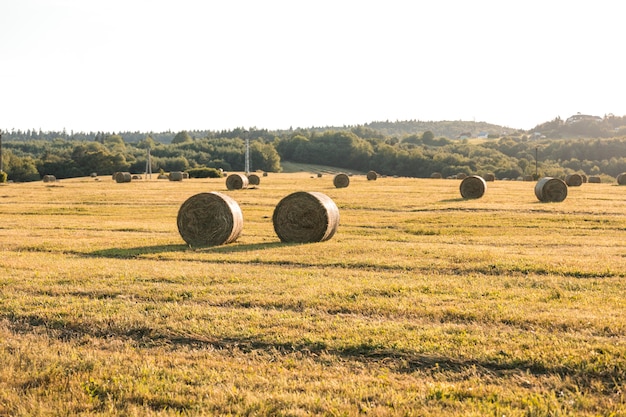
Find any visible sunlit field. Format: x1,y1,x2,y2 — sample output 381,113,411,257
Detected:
0,173,625,416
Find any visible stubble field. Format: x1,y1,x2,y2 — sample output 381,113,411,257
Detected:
0,173,625,416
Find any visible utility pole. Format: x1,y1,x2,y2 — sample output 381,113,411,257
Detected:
535,146,538,179
0,130,3,174
244,130,250,175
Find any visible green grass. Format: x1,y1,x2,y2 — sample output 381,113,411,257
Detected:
0,174,625,416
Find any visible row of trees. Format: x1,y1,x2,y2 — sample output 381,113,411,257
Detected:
3,124,626,182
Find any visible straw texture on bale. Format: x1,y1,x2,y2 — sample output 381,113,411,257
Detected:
169,171,184,181
177,192,243,247
272,191,340,243
226,173,248,190
42,175,56,183
247,174,260,185
535,177,568,202
565,173,583,187
588,176,601,183
617,173,626,185
115,172,132,183
459,175,487,199
333,173,350,188
366,171,378,181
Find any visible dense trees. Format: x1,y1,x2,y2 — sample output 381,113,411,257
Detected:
4,121,626,182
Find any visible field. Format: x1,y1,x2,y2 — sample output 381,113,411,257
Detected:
0,173,625,416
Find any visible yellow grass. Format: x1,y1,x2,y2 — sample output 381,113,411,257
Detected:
0,174,625,416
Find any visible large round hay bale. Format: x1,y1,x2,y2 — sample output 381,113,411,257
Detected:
177,192,243,247
565,173,583,187
430,172,442,179
483,173,496,182
247,173,260,185
169,171,184,181
588,176,601,183
535,177,567,202
460,175,487,199
42,175,56,183
226,173,248,190
366,171,378,181
617,172,626,185
115,172,132,183
333,173,350,188
272,191,340,243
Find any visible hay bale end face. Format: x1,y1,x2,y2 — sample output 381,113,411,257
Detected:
535,177,568,202
115,172,132,183
333,173,350,188
565,173,583,187
169,171,184,181
226,173,249,190
247,173,261,186
460,175,487,199
483,173,496,182
177,192,243,247
366,171,378,181
617,172,626,185
272,191,340,243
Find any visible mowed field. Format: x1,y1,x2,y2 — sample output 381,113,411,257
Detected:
0,173,625,416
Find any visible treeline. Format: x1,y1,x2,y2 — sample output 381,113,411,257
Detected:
3,124,626,182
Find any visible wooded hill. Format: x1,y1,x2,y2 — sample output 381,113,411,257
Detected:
3,116,626,183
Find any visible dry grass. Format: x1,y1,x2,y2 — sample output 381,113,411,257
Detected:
0,173,625,416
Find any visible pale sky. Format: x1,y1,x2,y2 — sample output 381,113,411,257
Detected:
1,0,623,133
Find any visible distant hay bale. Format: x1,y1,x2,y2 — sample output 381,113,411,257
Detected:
523,175,534,181
262,172,268,177
483,173,496,182
157,174,168,180
456,173,467,180
177,192,243,247
112,172,119,180
430,172,442,179
366,171,378,181
272,191,340,243
581,174,587,183
169,171,184,181
90,172,98,178
588,176,602,183
182,172,189,179
535,177,568,202
333,173,350,188
460,175,487,199
226,173,248,190
131,175,142,180
114,172,132,183
42,175,56,183
565,173,583,187
617,172,626,185
247,173,261,185
317,173,323,178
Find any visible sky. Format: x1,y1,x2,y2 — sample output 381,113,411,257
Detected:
1,0,624,134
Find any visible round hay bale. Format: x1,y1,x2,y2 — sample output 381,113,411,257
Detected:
456,173,467,180
262,172,268,177
317,173,323,178
247,173,261,186
483,173,496,182
272,191,340,243
333,173,350,188
588,176,602,184
535,177,568,202
182,172,189,179
226,173,248,190
169,171,184,181
616,172,626,185
565,173,583,187
42,175,56,182
366,170,378,181
177,192,243,247
581,174,587,183
90,172,98,178
523,175,534,181
114,172,132,183
157,174,168,180
460,175,487,199
430,172,442,179
131,175,142,180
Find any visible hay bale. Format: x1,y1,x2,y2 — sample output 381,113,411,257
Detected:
131,175,142,180
169,171,184,181
333,173,350,188
226,173,248,190
177,192,243,247
272,191,340,243
565,173,583,187
182,172,189,179
157,174,168,180
523,175,534,181
483,173,495,182
366,171,378,181
535,177,568,202
617,172,626,185
317,173,323,178
248,173,261,185
430,172,442,179
588,176,602,183
460,175,487,199
114,172,132,183
456,173,467,180
42,175,56,182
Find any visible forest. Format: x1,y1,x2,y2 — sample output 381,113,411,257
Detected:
3,114,626,182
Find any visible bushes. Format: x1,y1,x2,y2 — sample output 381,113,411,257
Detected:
187,167,224,178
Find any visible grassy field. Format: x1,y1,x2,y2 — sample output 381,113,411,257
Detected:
0,173,625,416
